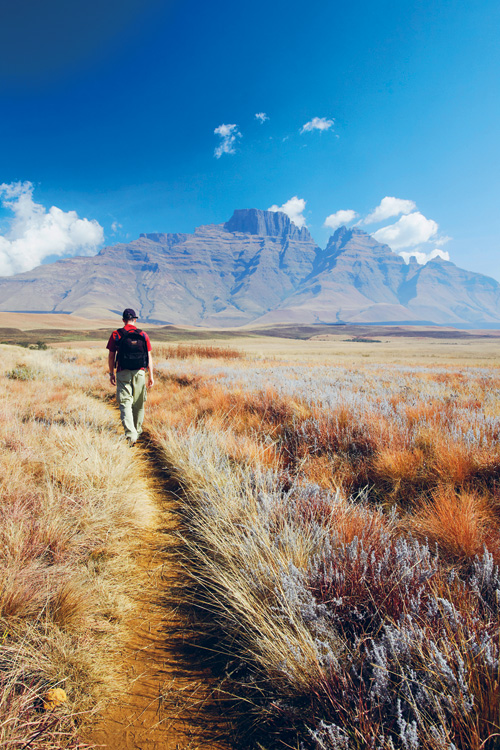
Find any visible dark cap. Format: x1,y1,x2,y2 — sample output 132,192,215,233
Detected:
122,308,137,320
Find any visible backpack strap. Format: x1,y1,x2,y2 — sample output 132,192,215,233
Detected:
114,328,132,366
113,328,124,366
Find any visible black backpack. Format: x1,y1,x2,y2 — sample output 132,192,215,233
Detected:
116,328,149,370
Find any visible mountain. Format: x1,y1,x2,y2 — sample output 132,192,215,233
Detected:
0,209,499,327
0,209,319,326
256,226,500,326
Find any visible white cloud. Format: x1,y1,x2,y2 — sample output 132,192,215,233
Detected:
400,248,450,265
111,221,122,233
300,117,335,134
434,235,452,247
0,181,104,276
268,196,307,228
214,123,241,158
324,209,358,230
372,212,439,250
362,196,417,225
255,112,269,123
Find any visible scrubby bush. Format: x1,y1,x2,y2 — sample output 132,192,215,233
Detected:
6,363,40,380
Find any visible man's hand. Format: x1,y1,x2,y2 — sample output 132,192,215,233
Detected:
108,351,116,387
147,353,154,389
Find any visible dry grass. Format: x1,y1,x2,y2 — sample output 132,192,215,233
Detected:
0,345,160,749
409,486,499,562
3,337,500,749
155,343,245,360
143,350,500,749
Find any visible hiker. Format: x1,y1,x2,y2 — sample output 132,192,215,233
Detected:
106,308,154,445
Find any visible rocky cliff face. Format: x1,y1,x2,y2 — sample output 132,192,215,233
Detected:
224,208,312,240
0,209,499,327
257,226,500,326
0,209,319,325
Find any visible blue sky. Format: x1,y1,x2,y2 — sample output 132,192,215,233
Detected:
0,0,499,279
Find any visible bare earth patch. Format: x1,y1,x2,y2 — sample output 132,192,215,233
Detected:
87,449,226,750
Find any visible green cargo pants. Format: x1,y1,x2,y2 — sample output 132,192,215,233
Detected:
116,369,147,443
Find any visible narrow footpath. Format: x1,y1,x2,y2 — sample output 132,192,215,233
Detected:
87,433,228,750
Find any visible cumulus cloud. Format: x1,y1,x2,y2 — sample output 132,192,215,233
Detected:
0,181,104,276
268,196,307,228
300,117,335,134
362,196,417,225
372,212,439,250
324,209,358,230
111,221,122,233
255,112,269,123
214,123,241,158
400,248,450,265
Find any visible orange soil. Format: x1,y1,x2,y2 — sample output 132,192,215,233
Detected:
87,458,227,750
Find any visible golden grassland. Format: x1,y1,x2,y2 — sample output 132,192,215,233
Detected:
0,346,160,749
60,332,500,367
145,342,500,749
2,335,500,749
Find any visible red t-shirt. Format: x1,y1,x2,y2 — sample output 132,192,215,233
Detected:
106,323,152,372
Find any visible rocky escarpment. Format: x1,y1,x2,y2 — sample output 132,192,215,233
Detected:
0,209,499,327
256,226,500,325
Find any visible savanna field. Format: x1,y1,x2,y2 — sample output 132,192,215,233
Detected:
1,333,500,750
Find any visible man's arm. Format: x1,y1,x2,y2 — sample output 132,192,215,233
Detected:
147,352,154,388
108,350,116,386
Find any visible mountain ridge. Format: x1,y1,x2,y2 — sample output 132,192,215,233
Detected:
0,208,499,328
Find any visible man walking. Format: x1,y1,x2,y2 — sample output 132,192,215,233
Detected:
107,308,154,445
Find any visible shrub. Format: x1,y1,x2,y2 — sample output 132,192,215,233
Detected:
6,364,40,380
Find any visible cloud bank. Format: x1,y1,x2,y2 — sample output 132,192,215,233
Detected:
324,209,358,230
372,211,439,250
268,196,307,228
214,123,241,158
322,195,451,265
300,117,335,134
0,182,104,276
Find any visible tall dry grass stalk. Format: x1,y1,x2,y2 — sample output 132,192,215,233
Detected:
0,345,160,749
154,343,245,360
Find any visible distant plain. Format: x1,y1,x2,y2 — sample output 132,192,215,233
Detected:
1,312,499,365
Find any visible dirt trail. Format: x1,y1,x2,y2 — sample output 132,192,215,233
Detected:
87,442,227,750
